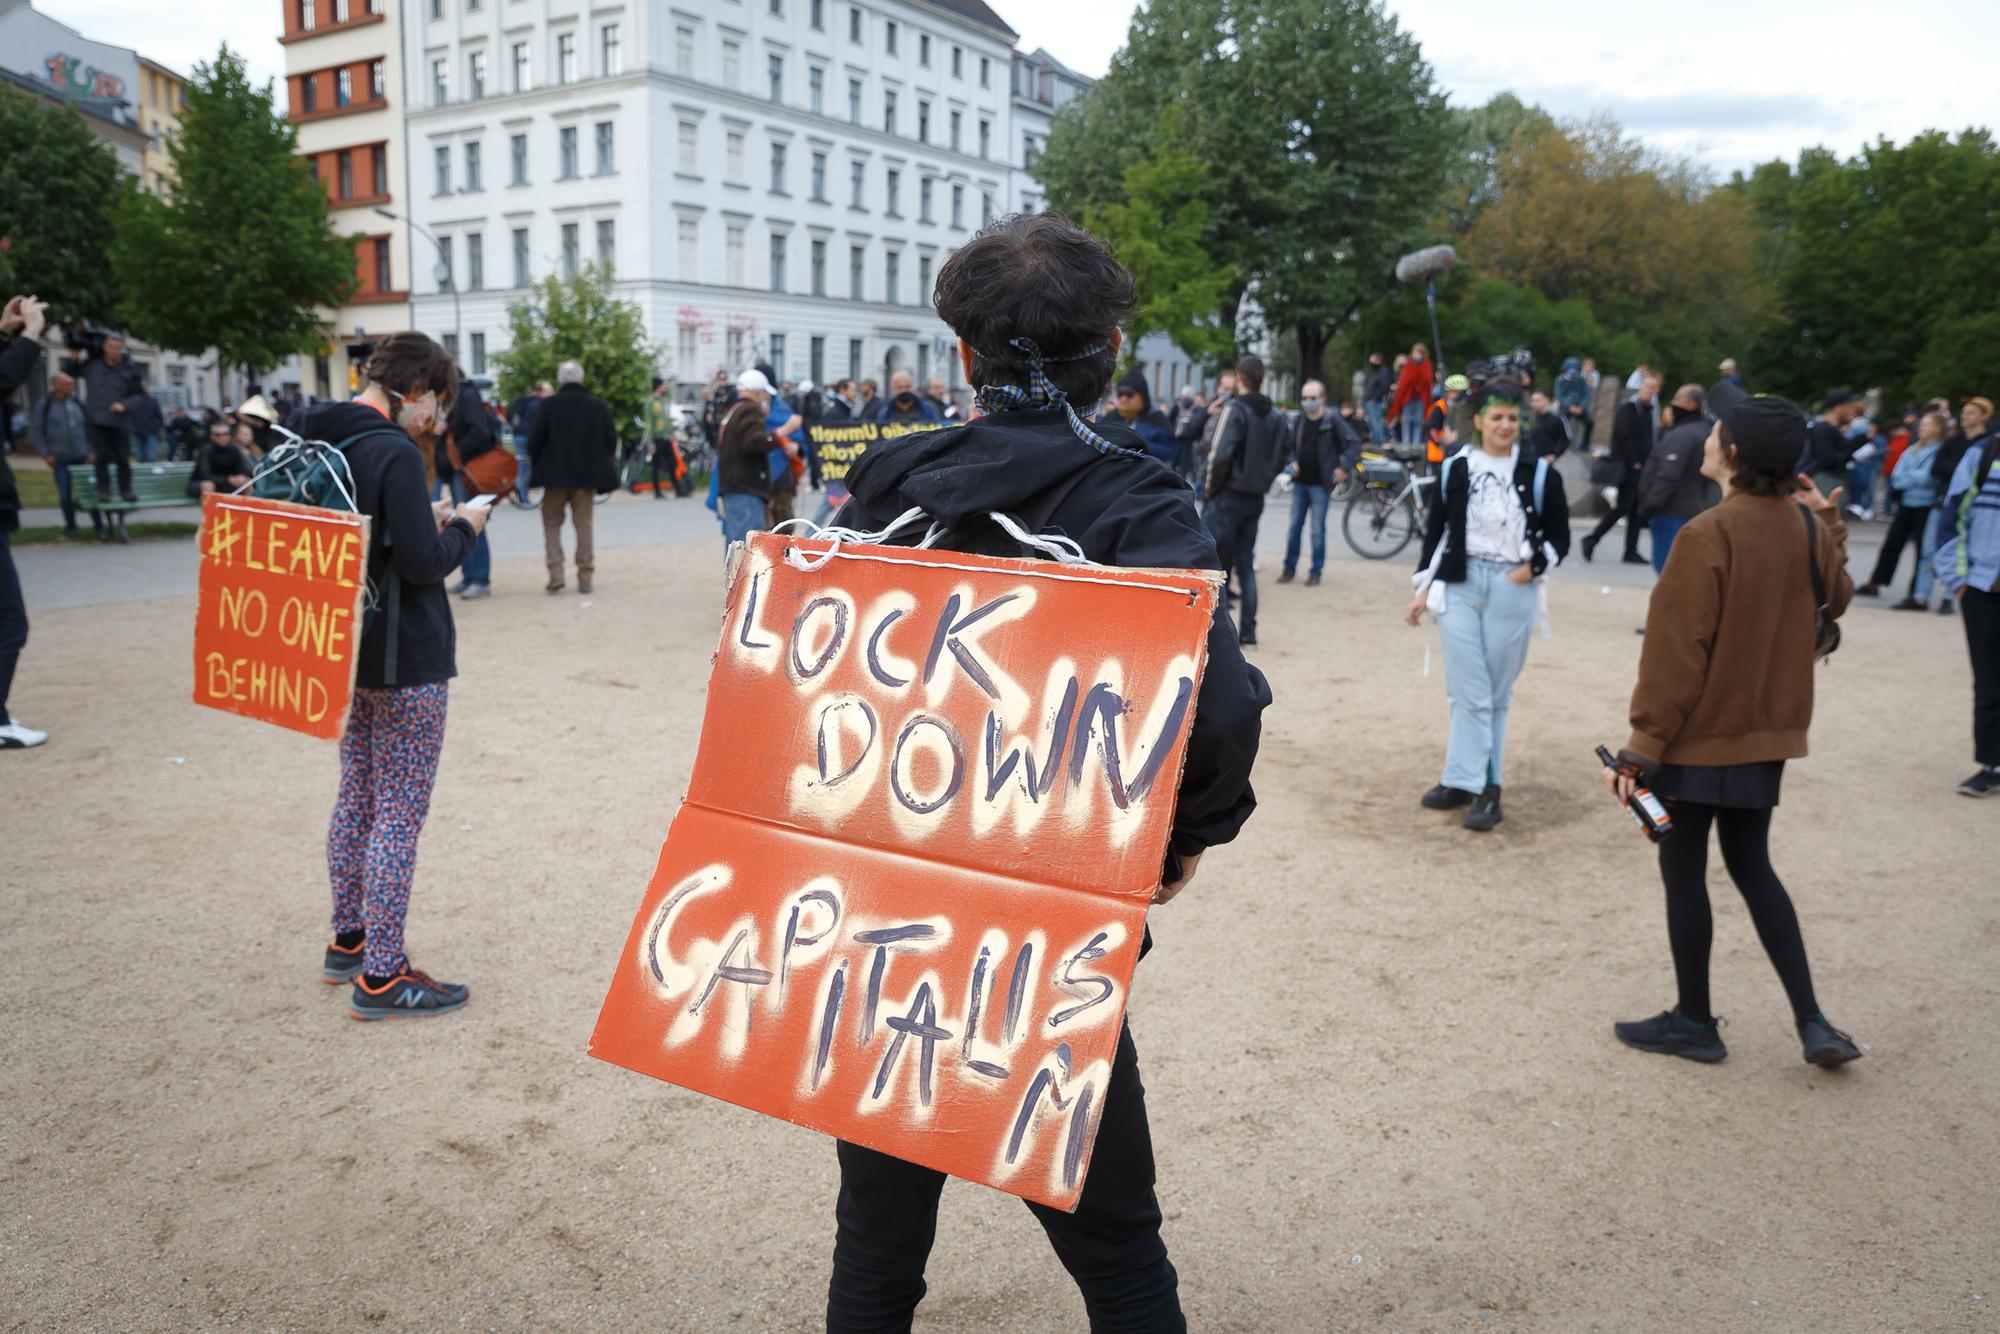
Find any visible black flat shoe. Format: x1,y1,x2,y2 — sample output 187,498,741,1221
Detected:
1461,784,1503,831
1420,784,1476,810
1615,1008,1727,1063
1798,1013,1862,1067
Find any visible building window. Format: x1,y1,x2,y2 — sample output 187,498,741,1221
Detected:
726,131,745,183
466,232,484,289
951,183,963,228
848,7,861,42
510,133,527,185
919,33,930,67
596,219,615,271
678,120,698,174
949,110,961,151
769,232,787,291
769,141,786,193
849,244,864,299
883,89,896,135
561,222,579,277
370,60,384,100
808,66,823,114
600,23,620,77
917,99,930,143
721,40,740,89
952,46,962,78
428,0,439,17
885,168,900,216
1023,133,1038,170
979,118,990,160
595,121,614,174
512,227,530,287
512,42,530,92
884,250,899,305
301,75,317,113
434,144,450,194
371,144,387,194
918,254,932,305
980,56,990,88
463,140,481,190
336,150,353,199
438,234,454,291
559,126,578,178
300,0,316,31
442,332,458,360
678,218,698,278
556,32,576,84
846,78,860,125
336,68,352,108
471,332,486,375
431,59,447,105
467,50,485,100
769,334,785,376
810,239,826,295
809,335,825,383
679,326,698,371
810,151,826,201
810,0,823,30
919,178,933,223
982,190,994,224
727,329,745,366
373,236,392,292
770,0,782,12
884,20,897,55
768,54,783,102
675,25,694,77
726,225,745,286
335,0,349,22
849,158,864,208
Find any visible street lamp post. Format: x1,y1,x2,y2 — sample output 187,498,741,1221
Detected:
376,206,461,350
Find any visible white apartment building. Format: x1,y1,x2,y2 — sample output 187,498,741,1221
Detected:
403,0,1019,402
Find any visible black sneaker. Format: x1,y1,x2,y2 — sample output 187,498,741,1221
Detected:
1276,570,1295,585
1856,583,1881,597
1420,784,1476,810
349,965,470,1020
1957,768,2000,798
323,937,365,984
1939,600,1955,616
1798,1013,1862,1067
1462,784,1503,831
1305,573,1322,587
1891,597,1926,611
1614,1008,1727,1063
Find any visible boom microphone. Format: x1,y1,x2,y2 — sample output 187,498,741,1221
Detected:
1395,244,1458,286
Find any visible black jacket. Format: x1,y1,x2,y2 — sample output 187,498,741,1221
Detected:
1207,391,1286,498
190,441,257,494
1364,364,1392,404
1289,411,1362,487
0,334,44,528
62,350,147,430
526,383,618,491
842,408,1270,859
445,382,496,474
284,401,475,689
1528,409,1570,459
1416,447,1572,582
1798,418,1853,476
1636,414,1717,519
1610,398,1658,471
715,399,771,499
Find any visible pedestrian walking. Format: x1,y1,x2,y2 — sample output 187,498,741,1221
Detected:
526,360,616,594
1605,382,1862,1067
444,379,497,599
1936,415,2000,796
1582,370,1661,565
1204,355,1289,646
1862,410,1947,606
1634,384,1717,573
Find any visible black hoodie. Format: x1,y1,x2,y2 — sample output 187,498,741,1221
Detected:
1206,391,1285,497
284,400,476,689
842,408,1270,858
1113,366,1175,465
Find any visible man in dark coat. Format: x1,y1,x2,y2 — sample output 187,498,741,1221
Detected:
63,330,147,503
832,212,1269,1332
525,361,617,594
1582,369,1661,564
1279,377,1362,586
444,379,498,598
1633,384,1716,573
1203,354,1288,645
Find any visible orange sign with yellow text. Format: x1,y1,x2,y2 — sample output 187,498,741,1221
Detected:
192,493,371,741
590,531,1221,1210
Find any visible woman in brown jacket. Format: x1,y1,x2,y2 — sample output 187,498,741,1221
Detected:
1604,384,1862,1068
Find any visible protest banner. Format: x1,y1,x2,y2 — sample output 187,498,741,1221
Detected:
590,530,1220,1210
806,418,946,489
192,492,370,741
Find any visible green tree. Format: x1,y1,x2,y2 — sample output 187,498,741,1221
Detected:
1080,138,1235,371
110,46,355,379
1912,310,2000,405
492,265,662,440
1439,93,1557,238
0,85,124,323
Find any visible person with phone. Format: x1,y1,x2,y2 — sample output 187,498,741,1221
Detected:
1604,381,1862,1067
284,333,490,1020
0,295,49,748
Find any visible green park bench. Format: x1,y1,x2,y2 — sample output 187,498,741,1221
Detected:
71,462,200,543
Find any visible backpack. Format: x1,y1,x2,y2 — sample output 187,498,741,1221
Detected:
1218,402,1287,494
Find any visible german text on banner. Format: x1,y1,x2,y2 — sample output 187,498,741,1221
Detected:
805,419,945,486
590,531,1220,1210
192,493,370,741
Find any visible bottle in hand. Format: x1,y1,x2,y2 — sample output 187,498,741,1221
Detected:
1596,745,1674,843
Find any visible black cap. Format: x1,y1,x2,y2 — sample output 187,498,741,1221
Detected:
1709,381,1806,472
1821,389,1858,411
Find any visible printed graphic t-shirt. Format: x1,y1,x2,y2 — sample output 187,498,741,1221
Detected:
1463,447,1526,562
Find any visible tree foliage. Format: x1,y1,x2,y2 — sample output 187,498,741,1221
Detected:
111,46,356,375
492,265,663,439
0,85,124,324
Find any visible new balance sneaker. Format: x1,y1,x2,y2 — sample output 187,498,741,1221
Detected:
1420,784,1476,811
1614,1008,1727,1063
1798,1013,1862,1067
1957,768,2000,798
349,965,470,1020
0,719,49,749
323,937,365,984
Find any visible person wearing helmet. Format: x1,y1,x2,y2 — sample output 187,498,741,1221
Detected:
1427,373,1470,470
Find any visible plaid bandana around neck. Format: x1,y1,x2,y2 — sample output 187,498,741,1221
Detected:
971,337,1138,457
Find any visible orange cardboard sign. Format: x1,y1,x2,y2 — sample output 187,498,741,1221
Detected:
192,493,371,741
590,531,1220,1210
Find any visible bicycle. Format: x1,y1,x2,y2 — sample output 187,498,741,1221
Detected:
1341,448,1434,560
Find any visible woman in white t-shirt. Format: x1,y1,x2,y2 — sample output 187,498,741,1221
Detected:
1404,385,1572,830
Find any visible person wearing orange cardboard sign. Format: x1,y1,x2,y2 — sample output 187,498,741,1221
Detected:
285,334,491,1020
819,215,1270,1328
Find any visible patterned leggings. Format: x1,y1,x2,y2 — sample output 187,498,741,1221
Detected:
327,683,449,977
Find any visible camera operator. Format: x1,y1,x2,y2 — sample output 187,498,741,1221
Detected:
61,327,147,505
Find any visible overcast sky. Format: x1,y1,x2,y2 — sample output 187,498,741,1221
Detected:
38,0,1999,178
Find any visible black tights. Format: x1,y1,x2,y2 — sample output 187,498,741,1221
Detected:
1658,802,1819,1025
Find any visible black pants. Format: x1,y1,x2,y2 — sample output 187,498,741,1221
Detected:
89,423,132,497
1965,586,2000,767
1657,802,1819,1024
1203,491,1263,641
1585,467,1643,558
0,530,25,724
826,1023,1183,1333
1867,502,1930,589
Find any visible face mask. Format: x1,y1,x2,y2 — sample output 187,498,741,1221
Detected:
396,389,439,437
1301,397,1323,410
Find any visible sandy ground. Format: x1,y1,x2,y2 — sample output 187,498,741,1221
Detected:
2,505,1997,1332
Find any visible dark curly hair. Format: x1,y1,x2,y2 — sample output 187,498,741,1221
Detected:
932,212,1135,407
361,332,459,410
1716,419,1801,497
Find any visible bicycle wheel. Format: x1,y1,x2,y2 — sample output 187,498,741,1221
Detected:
1343,488,1419,560
620,446,652,493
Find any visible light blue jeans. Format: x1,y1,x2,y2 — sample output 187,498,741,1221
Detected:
719,491,765,548
1915,507,1941,603
1364,401,1386,444
1437,558,1538,793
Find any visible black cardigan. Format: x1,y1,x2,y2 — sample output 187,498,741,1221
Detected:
1415,448,1572,583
